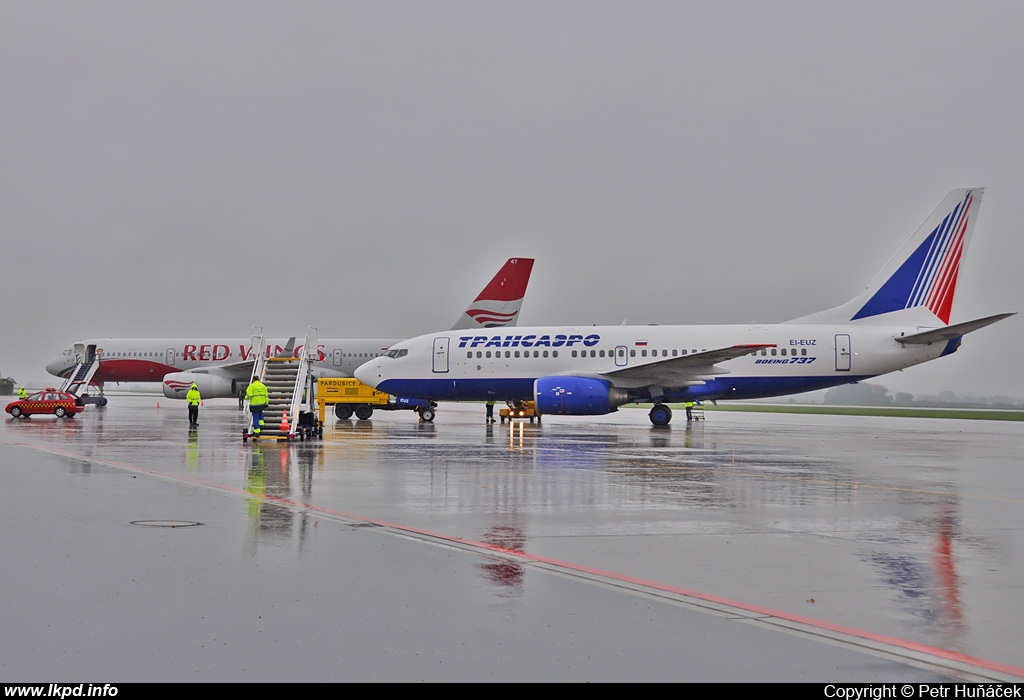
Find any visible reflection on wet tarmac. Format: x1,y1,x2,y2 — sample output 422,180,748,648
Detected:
3,398,1023,674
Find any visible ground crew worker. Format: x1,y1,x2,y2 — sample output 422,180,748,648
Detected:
684,401,694,421
486,399,495,423
18,386,27,399
246,376,269,437
186,383,201,427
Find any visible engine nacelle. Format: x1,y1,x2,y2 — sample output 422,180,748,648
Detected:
533,376,629,416
162,372,240,399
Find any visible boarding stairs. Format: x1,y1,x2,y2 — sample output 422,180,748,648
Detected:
244,326,319,440
60,343,101,396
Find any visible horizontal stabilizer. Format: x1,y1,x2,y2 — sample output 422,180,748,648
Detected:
895,313,1015,345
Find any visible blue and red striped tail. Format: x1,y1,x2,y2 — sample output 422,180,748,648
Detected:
787,189,984,326
852,189,978,324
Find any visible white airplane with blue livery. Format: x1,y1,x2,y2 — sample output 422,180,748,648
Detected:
355,189,1014,425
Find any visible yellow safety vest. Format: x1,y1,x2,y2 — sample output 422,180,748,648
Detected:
247,381,268,407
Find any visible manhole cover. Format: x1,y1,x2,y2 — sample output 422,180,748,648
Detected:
130,520,203,528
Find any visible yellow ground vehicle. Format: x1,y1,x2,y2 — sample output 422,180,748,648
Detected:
316,378,436,422
499,400,539,423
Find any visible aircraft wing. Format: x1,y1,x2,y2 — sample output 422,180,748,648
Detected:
895,313,1015,345
580,344,775,389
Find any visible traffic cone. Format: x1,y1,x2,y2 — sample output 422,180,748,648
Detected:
280,410,290,432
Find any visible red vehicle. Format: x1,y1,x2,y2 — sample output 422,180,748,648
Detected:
6,389,85,418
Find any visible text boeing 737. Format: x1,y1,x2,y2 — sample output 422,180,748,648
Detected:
355,189,1014,426
45,258,534,401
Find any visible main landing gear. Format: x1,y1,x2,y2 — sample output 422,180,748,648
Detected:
647,405,671,425
648,403,672,426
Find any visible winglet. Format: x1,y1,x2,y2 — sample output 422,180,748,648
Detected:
450,258,535,330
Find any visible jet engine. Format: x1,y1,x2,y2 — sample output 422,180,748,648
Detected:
533,376,630,415
162,372,240,399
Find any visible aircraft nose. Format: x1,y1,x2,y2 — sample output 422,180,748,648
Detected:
354,362,379,387
45,355,69,377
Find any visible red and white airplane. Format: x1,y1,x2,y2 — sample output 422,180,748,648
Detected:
45,258,534,401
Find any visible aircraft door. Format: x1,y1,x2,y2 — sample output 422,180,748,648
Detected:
332,348,343,366
835,334,851,371
166,347,176,367
432,337,450,373
614,345,628,367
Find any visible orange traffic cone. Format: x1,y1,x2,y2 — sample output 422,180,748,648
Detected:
280,410,290,432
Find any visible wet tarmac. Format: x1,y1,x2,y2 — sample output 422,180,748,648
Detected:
2,395,1022,682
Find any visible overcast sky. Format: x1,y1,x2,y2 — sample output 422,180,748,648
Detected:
2,1,1022,398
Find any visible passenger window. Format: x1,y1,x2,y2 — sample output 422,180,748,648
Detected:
771,349,777,356
630,349,636,357
599,350,605,358
801,348,807,355
572,350,577,358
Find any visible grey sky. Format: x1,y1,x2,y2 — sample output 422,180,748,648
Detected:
2,1,1022,398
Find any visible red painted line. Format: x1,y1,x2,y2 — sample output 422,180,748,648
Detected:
5,436,1023,678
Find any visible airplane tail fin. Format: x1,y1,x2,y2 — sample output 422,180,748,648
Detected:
450,258,535,330
788,188,984,326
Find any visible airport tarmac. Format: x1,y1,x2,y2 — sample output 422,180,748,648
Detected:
1,395,1022,682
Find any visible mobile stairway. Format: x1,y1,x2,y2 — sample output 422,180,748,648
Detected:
59,343,107,405
243,326,321,441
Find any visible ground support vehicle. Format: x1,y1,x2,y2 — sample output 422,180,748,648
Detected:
500,400,540,423
6,389,85,418
316,378,437,422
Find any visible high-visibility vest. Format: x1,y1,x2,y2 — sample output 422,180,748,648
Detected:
247,381,268,407
186,386,201,405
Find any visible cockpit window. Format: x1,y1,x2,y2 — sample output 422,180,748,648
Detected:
385,349,408,359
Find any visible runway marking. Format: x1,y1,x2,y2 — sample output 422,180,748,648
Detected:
5,436,1024,680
